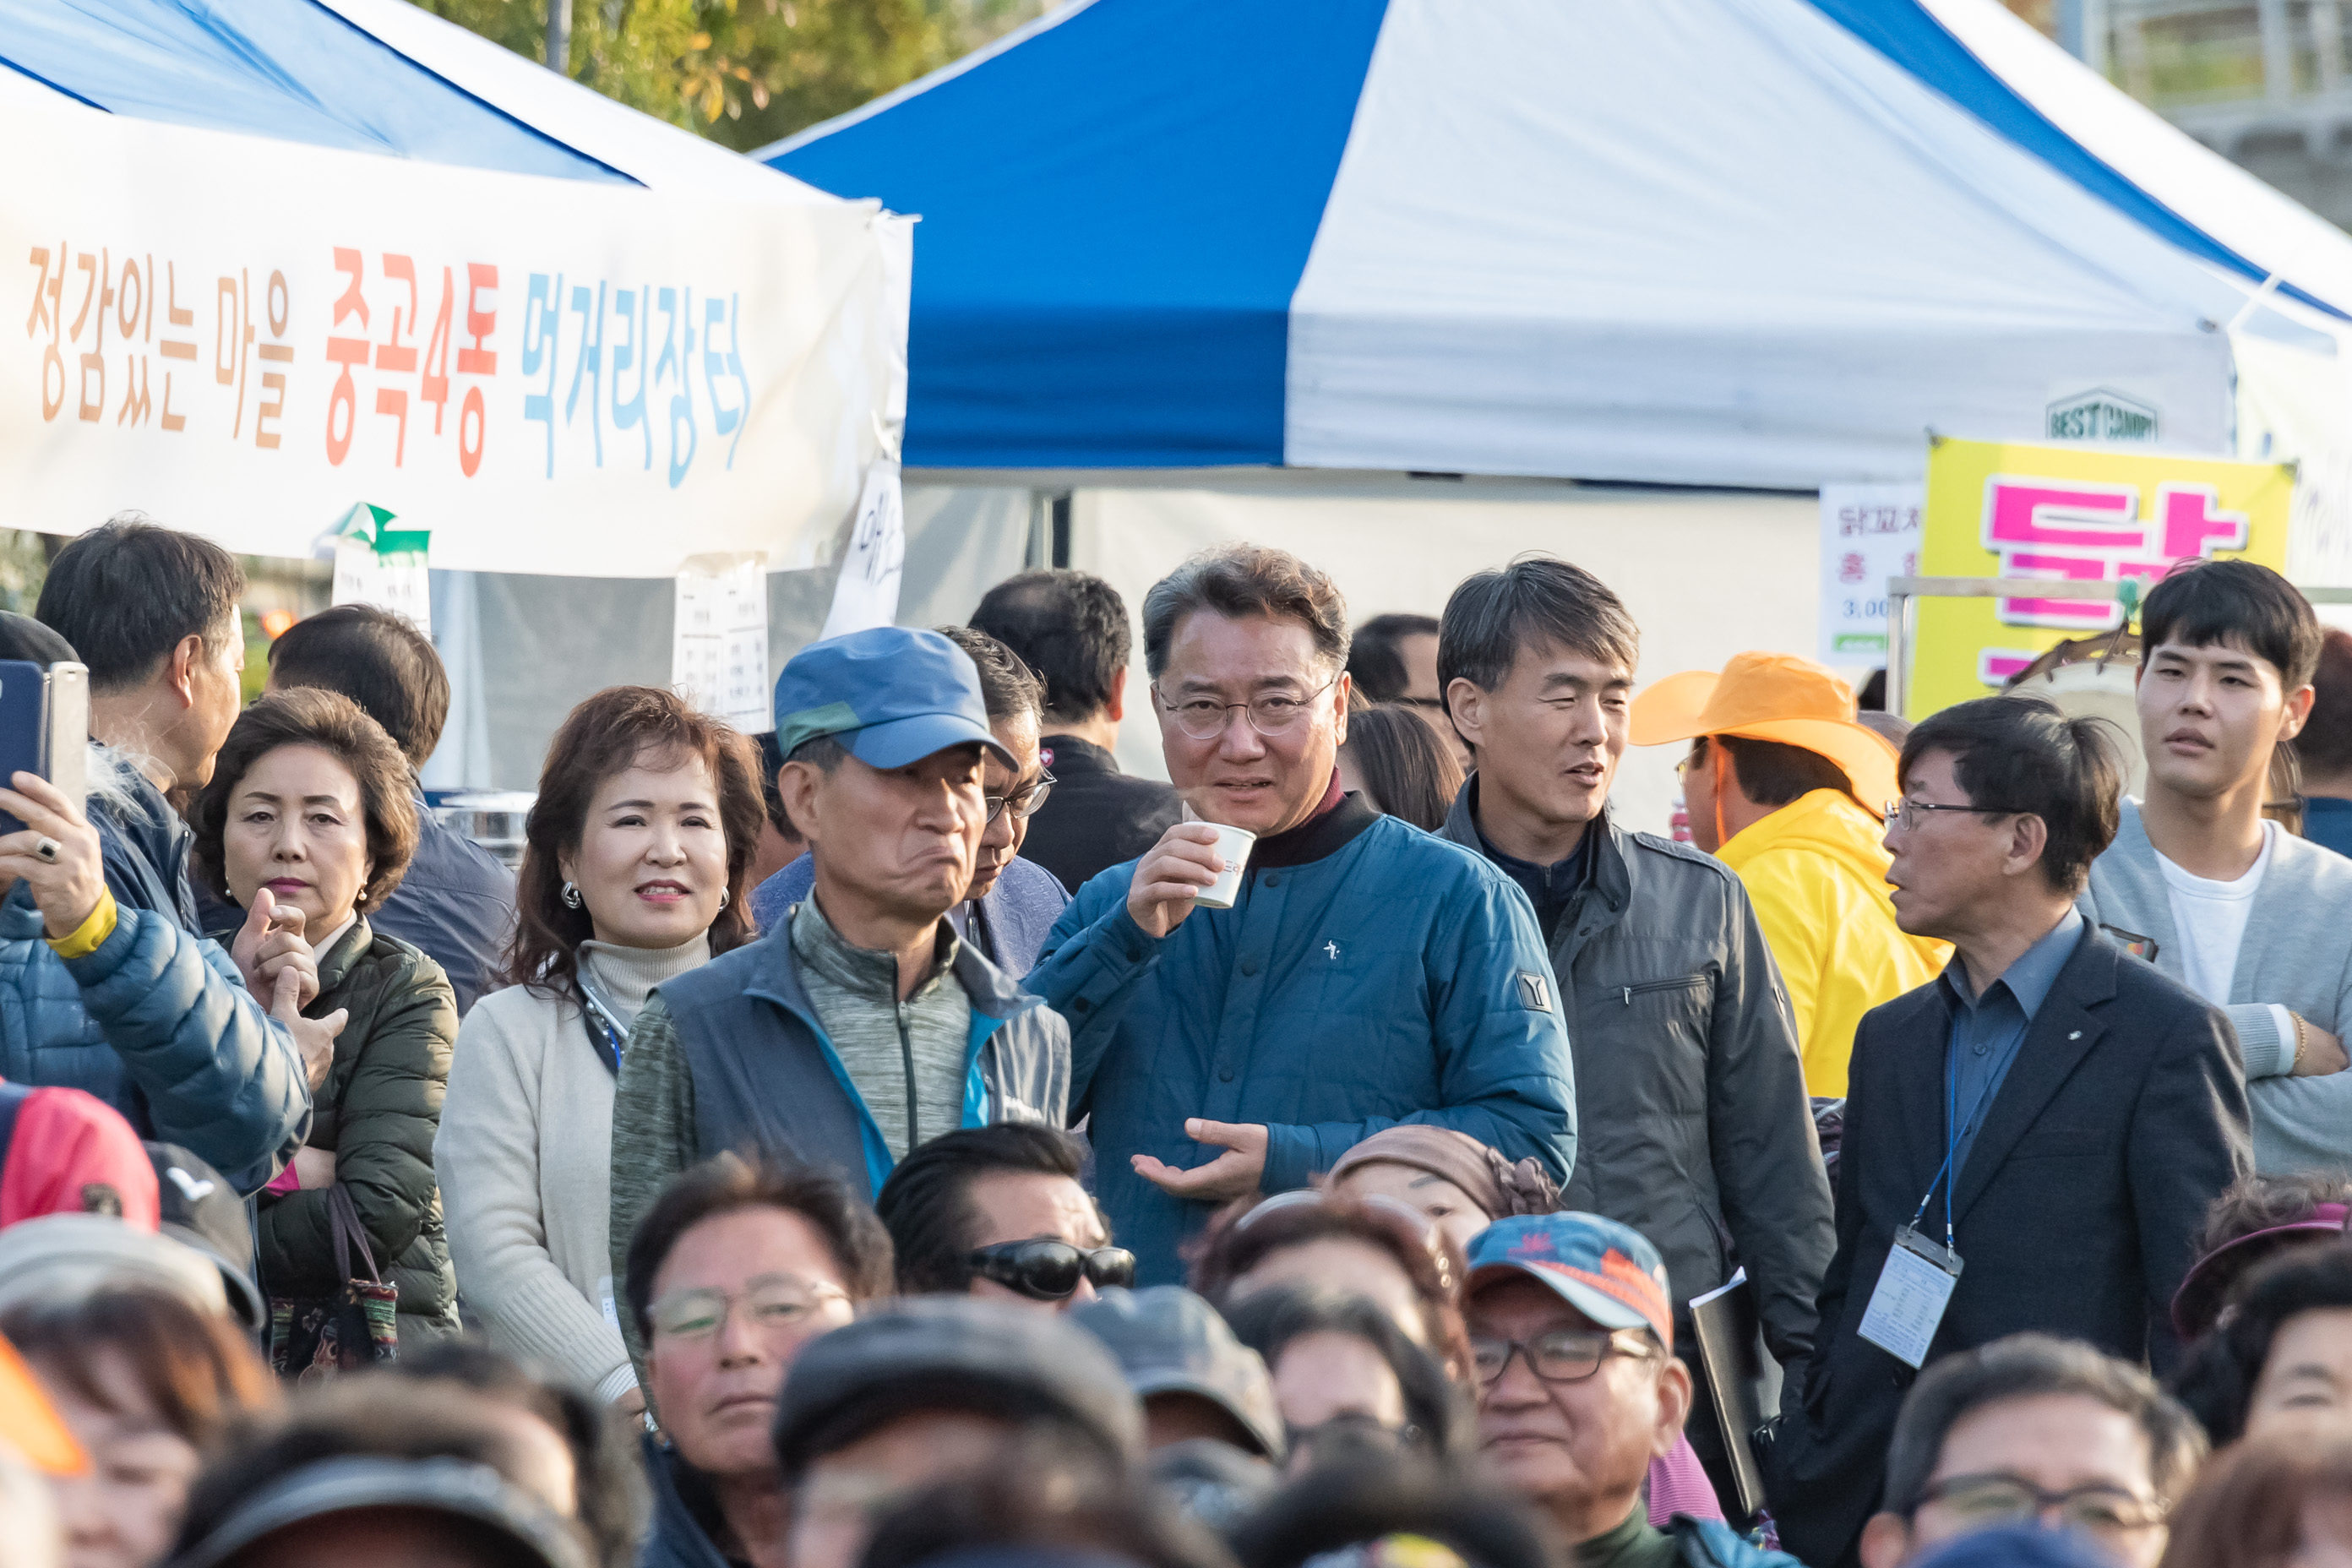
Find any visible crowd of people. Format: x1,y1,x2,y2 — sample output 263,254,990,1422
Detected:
10,515,2352,1568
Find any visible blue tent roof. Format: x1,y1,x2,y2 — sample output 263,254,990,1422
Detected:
766,0,2349,481
1,0,629,182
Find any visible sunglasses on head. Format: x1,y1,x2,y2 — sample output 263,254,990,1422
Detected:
966,1239,1137,1301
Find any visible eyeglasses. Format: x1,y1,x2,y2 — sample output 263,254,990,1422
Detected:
1469,1327,1660,1385
1908,1473,2167,1538
649,1273,849,1342
1883,798,2031,832
1152,678,1340,742
984,767,1057,825
966,1239,1137,1301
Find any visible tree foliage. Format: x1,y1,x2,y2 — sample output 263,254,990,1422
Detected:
406,0,1043,151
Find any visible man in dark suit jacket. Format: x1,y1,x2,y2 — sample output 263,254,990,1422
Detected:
1764,694,2251,1568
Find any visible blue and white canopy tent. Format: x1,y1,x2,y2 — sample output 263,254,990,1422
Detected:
0,0,912,787
766,0,2352,814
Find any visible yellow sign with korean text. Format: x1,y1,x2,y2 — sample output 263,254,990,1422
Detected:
1906,437,2293,719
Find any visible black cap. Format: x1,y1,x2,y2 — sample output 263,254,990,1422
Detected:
144,1144,264,1331
165,1456,586,1568
1071,1287,1285,1460
770,1297,1142,1478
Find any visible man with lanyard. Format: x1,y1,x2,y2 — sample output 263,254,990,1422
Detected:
1763,694,2248,1568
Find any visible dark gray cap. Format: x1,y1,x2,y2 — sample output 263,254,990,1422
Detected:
1071,1286,1286,1460
166,1456,585,1568
770,1297,1142,1478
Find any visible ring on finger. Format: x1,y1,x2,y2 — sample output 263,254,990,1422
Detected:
32,836,58,864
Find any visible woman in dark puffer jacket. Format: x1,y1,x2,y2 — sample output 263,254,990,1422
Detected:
193,688,460,1347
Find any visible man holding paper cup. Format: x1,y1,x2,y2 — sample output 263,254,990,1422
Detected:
1030,544,1576,1283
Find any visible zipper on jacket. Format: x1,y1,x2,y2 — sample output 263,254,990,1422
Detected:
896,973,919,1150
1620,975,1707,1005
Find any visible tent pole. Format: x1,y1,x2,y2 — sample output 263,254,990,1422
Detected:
546,0,572,76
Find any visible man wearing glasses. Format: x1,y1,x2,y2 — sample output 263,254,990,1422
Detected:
1765,694,2248,1568
751,627,1072,977
1032,543,1575,1285
1464,1211,1799,1568
1858,1335,2204,1568
611,627,1073,1352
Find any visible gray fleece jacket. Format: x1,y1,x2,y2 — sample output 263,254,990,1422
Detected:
2079,799,2352,1175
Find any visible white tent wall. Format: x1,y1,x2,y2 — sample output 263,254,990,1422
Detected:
422,485,1032,789
1017,472,1821,838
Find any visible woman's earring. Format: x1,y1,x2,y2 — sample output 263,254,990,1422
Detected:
561,881,582,910
717,887,731,910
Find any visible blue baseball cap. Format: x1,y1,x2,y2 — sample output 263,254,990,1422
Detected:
772,627,1013,770
1465,1212,1676,1351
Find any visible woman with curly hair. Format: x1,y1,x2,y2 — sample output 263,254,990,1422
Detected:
191,687,458,1350
434,687,761,1413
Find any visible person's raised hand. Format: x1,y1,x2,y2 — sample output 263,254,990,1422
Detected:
232,886,319,1012
1125,822,1226,939
1131,1119,1268,1204
0,771,106,940
2294,1016,2350,1077
270,960,346,1092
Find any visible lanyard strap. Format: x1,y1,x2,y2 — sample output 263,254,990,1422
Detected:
578,978,627,1078
1910,1007,2022,1253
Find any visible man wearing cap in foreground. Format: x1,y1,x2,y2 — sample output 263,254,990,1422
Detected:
609,629,1072,1309
773,1296,1143,1568
1632,651,1950,1097
1464,1212,1800,1568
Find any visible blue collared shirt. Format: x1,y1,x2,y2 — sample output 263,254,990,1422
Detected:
1938,909,2086,1182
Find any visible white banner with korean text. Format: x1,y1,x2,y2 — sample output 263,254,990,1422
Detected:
0,74,909,578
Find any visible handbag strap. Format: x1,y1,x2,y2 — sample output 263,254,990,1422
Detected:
324,1183,384,1285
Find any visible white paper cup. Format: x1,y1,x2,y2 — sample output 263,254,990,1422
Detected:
1192,823,1258,911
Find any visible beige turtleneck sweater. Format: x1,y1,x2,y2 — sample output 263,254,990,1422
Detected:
436,935,709,1404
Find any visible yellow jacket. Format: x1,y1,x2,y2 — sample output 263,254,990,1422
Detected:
1716,789,1949,1097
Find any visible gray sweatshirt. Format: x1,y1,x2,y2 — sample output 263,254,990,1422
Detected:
2079,799,2352,1175
791,898,971,1161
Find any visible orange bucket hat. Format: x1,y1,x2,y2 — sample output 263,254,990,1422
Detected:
1629,651,1899,810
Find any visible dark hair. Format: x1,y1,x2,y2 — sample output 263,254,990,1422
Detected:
2300,629,2352,779
2142,557,2322,692
2156,1427,2352,1568
0,612,78,666
1142,547,1348,681
1886,1333,2205,1516
623,1152,894,1343
391,1342,634,1568
939,624,1045,723
3,1287,277,1452
860,1437,1233,1568
1346,615,1441,705
2172,1243,2352,1445
36,514,246,693
1219,1287,1472,1462
1340,707,1463,832
188,688,421,914
1897,694,2124,894
874,1124,1094,1296
500,686,763,1001
1693,733,1855,809
267,604,450,770
1228,1448,1553,1568
1188,1195,1469,1381
972,570,1135,722
171,1373,591,1557
1437,556,1638,700
754,730,799,842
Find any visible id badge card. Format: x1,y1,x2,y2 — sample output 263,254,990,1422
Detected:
1857,1224,1964,1369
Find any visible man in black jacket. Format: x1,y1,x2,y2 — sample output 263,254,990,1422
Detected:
1764,695,2251,1568
972,570,1179,895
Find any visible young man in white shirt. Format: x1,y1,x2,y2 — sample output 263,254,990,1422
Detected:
2081,558,2352,1174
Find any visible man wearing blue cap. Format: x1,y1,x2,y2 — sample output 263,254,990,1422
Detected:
609,627,1072,1368
1464,1214,1798,1568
